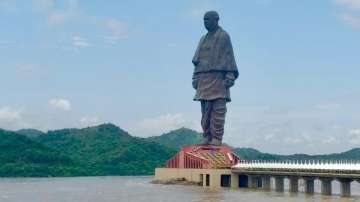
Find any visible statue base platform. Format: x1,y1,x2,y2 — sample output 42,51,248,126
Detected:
165,144,240,169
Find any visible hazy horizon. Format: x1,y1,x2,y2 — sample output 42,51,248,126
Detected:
4,122,360,156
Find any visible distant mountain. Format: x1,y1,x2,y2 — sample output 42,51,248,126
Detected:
0,129,74,177
16,128,44,138
6,124,360,177
35,123,176,175
146,128,202,149
234,148,360,161
233,148,280,160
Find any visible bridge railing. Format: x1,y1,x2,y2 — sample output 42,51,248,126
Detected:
232,160,360,173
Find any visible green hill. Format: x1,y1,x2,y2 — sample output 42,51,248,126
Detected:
35,123,176,175
5,124,360,177
0,129,74,177
146,127,202,149
233,148,280,160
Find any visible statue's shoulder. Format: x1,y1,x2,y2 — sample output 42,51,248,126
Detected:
218,28,230,39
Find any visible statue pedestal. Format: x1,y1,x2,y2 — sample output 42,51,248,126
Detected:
165,144,239,169
154,145,240,188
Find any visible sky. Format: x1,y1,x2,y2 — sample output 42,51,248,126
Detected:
0,0,359,154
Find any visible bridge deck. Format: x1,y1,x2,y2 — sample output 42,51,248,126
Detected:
232,160,360,179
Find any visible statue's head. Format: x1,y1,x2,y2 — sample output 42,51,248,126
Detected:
204,11,219,32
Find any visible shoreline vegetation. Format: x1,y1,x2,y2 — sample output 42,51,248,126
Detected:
1,123,360,177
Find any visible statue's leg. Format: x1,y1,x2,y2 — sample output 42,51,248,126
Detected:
210,99,227,145
201,100,212,144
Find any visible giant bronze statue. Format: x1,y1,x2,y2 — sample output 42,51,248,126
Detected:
192,11,238,146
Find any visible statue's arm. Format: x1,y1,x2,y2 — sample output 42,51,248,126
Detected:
192,37,205,67
224,72,235,88
192,60,199,66
192,73,199,90
222,31,239,79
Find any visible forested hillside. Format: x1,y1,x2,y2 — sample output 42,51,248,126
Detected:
2,124,360,177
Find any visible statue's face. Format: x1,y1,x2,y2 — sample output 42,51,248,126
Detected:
203,13,218,32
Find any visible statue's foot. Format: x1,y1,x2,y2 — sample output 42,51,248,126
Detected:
210,138,222,146
202,137,211,145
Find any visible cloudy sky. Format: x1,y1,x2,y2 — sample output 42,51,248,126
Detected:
0,0,359,154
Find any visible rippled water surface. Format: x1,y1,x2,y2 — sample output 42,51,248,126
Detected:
1,176,360,202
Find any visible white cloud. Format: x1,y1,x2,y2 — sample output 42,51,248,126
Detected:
16,63,40,78
255,0,272,6
335,0,360,10
48,10,73,24
133,113,200,136
350,129,360,135
72,36,91,48
341,13,360,28
67,0,79,8
0,107,21,122
349,129,360,144
104,19,128,38
14,63,53,80
284,137,303,144
32,0,78,25
73,41,90,47
223,101,360,154
0,40,15,46
138,113,186,133
49,98,71,111
264,133,276,141
31,0,129,45
186,1,217,19
99,24,128,45
0,0,18,12
79,116,100,127
33,0,54,10
282,132,312,145
322,136,337,144
335,0,360,29
97,19,128,45
72,36,85,42
315,103,341,110
101,36,121,45
0,106,29,130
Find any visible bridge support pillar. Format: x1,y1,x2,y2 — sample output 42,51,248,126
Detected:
275,176,284,192
248,175,259,188
262,175,271,191
289,177,299,193
303,177,315,194
340,179,352,197
231,174,239,188
320,178,332,195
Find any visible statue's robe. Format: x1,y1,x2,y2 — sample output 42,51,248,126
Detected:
192,27,238,102
192,27,238,142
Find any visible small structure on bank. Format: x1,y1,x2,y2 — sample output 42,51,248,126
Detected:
155,144,240,188
165,145,240,169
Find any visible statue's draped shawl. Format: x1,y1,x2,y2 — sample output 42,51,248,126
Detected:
192,27,238,79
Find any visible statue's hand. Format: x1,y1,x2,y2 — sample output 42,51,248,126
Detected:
192,79,198,89
224,79,234,88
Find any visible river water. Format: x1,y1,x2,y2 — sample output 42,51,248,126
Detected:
1,176,360,202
